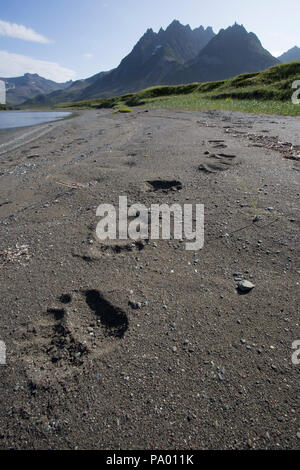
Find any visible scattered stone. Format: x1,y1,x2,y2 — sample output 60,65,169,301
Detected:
129,301,142,310
237,280,255,293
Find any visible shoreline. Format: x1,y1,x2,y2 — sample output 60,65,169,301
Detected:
0,111,76,155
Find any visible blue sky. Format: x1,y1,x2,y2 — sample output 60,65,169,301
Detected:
0,0,299,82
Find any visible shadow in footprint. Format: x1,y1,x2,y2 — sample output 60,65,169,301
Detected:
47,308,65,321
59,294,72,304
85,290,128,339
147,180,182,192
126,161,137,167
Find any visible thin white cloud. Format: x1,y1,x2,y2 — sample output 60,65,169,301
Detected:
84,53,93,59
0,50,77,82
0,19,50,43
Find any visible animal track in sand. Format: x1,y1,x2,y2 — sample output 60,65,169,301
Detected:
208,140,228,149
212,143,228,149
198,152,240,173
16,290,129,386
141,180,183,193
85,290,128,339
73,238,146,261
124,161,137,168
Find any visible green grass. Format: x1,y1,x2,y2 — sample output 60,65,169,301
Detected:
141,96,300,115
55,61,300,116
113,107,133,113
0,104,13,111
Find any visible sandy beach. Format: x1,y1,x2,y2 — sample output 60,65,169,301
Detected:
0,108,299,449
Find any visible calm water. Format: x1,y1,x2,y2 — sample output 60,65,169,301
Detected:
0,111,71,130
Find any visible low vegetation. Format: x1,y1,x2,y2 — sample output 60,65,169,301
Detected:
113,107,133,114
0,104,13,111
55,62,300,116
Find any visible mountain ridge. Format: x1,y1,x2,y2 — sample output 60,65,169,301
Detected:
80,20,215,99
165,23,279,83
23,21,280,107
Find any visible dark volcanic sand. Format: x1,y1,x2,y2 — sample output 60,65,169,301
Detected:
0,108,299,450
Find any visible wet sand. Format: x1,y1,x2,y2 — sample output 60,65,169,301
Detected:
0,108,299,449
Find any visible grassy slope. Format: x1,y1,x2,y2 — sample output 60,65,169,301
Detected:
56,62,300,116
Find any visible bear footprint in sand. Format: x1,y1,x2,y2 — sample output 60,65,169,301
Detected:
199,152,240,173
16,290,129,384
141,179,183,193
208,140,228,149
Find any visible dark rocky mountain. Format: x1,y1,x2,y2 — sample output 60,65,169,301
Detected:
278,46,300,63
25,21,215,105
166,24,280,84
24,22,280,107
1,73,72,105
81,20,215,98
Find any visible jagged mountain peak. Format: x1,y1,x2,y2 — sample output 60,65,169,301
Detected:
232,22,247,31
218,23,249,37
120,19,215,67
139,27,156,43
167,19,183,28
165,23,279,85
201,23,266,53
145,27,154,35
165,19,191,32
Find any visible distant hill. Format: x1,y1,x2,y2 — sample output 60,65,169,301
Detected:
278,46,300,63
23,71,109,107
0,73,72,105
166,24,279,83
